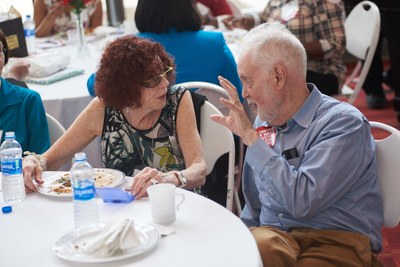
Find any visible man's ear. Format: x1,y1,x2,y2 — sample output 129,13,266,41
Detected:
273,64,286,89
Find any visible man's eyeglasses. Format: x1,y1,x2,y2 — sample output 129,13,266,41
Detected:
143,66,173,88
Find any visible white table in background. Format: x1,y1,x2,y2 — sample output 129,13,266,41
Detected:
26,40,108,168
0,172,262,267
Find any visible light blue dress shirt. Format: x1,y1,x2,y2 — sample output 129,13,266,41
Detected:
87,29,242,101
241,84,383,252
0,78,50,153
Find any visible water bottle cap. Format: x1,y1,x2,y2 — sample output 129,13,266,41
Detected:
74,152,87,162
2,206,12,214
4,131,15,139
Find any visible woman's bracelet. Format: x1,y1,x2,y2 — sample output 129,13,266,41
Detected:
23,151,47,171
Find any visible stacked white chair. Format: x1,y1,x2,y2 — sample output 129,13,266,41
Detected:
341,1,380,104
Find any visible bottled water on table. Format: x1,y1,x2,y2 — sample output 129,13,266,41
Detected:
70,152,99,231
1,132,25,203
23,15,36,55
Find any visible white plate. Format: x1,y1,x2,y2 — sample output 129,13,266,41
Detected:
37,168,126,198
53,223,160,263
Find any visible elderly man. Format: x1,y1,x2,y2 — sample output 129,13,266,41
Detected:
211,23,383,266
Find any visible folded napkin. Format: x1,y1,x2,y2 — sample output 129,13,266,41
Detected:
72,218,142,257
26,51,71,78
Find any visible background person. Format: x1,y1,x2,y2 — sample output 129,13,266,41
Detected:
23,35,207,200
87,0,242,102
195,0,234,27
0,30,50,153
211,23,383,266
34,0,103,37
222,0,346,96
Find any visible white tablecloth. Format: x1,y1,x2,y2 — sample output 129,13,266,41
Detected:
0,172,262,267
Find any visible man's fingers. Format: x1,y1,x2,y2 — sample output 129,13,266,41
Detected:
210,114,226,124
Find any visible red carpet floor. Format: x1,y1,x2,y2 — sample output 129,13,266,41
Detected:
337,87,400,267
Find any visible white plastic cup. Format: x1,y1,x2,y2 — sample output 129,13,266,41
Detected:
147,184,185,225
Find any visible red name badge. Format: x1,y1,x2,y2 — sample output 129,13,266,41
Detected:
256,126,277,147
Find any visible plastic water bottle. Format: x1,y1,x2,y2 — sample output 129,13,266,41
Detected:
23,15,36,55
0,132,26,203
70,152,99,231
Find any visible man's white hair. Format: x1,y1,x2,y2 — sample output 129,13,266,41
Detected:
238,23,307,78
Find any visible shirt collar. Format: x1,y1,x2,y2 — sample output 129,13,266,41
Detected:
289,83,322,129
258,83,322,131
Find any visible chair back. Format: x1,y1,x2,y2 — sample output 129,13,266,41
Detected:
200,101,235,211
341,1,380,104
46,113,66,145
370,121,400,227
177,81,247,214
176,81,230,116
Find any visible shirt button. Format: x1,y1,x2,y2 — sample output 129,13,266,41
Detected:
278,213,283,218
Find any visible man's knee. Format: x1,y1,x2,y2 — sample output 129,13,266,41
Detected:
250,226,299,267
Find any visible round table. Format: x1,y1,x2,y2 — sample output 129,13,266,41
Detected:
0,171,262,267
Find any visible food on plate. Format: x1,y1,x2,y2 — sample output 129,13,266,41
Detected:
48,170,118,195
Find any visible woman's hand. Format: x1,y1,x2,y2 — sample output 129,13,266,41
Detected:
222,15,255,31
129,167,177,199
22,155,45,193
6,60,30,81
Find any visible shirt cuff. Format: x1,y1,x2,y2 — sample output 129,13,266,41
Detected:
247,138,276,176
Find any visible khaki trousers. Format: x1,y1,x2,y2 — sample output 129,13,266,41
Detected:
250,226,384,267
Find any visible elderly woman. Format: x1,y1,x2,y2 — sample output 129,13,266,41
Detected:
23,35,207,199
0,29,50,153
34,0,103,37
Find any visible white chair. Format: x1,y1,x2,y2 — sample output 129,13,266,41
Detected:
176,81,244,214
176,81,230,116
200,101,236,212
46,113,66,145
341,1,380,104
369,121,400,227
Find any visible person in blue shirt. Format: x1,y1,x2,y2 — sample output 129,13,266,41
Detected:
87,0,242,102
211,24,384,266
0,30,50,153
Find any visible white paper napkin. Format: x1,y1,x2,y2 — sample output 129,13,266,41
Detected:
72,218,142,257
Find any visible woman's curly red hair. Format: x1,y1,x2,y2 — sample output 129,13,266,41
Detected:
95,35,175,109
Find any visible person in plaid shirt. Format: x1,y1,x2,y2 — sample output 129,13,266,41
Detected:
223,0,346,97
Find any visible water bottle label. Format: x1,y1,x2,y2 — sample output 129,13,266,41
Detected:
1,158,22,175
24,29,35,37
73,185,96,201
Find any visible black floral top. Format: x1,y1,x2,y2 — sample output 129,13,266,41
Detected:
101,86,186,176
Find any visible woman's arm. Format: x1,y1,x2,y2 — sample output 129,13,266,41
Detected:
130,91,207,199
88,0,103,29
174,90,207,188
34,0,65,37
23,98,105,191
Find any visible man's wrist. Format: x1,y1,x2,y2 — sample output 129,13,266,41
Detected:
242,129,259,146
